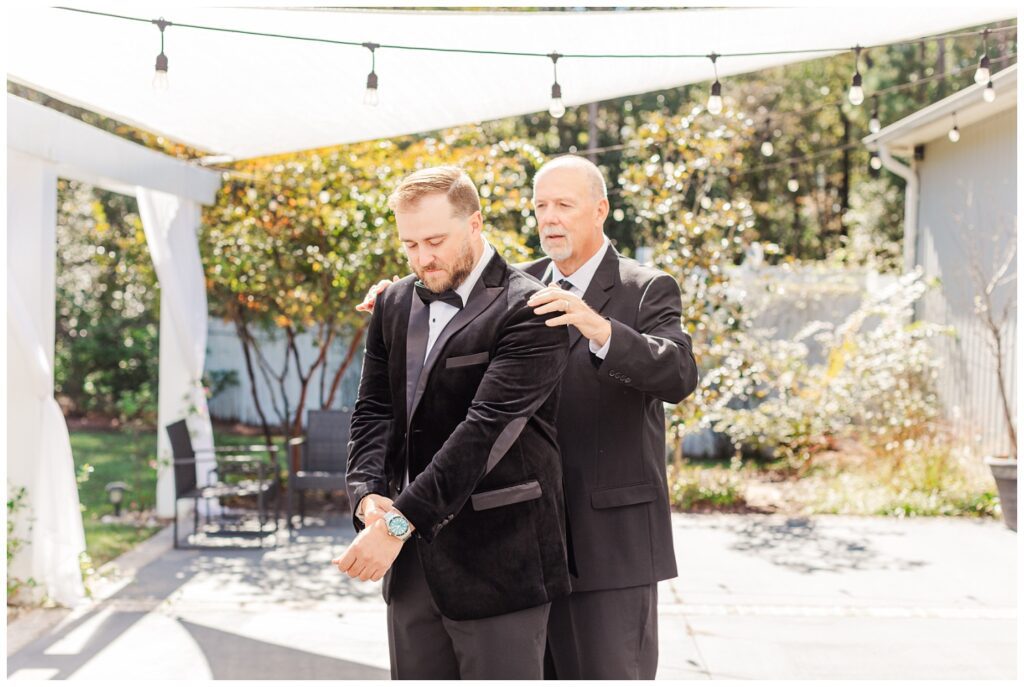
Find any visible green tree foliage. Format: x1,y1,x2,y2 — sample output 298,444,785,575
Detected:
482,20,1015,263
54,180,160,423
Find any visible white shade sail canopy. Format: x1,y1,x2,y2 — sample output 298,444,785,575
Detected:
8,3,1013,160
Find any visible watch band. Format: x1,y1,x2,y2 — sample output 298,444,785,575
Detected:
383,510,413,541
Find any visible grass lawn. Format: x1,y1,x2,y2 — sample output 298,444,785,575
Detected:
70,426,286,568
667,436,1001,519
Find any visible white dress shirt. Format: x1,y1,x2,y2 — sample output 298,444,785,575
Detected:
425,239,495,360
550,235,613,359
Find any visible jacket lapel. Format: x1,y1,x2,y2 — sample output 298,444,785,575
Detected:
539,260,554,285
405,291,430,421
406,251,507,428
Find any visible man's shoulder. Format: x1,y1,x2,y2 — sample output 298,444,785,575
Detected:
376,274,416,309
613,253,676,292
505,262,548,301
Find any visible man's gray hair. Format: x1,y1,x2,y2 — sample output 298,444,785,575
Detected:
533,155,608,201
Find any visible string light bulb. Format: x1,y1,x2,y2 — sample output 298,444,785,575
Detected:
983,80,996,103
707,53,723,115
869,96,881,133
151,18,170,92
848,45,864,105
947,112,960,143
787,163,799,192
548,53,565,118
975,29,991,84
869,151,882,170
363,42,379,107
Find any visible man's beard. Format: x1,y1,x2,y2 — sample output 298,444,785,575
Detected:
411,235,477,293
540,228,573,262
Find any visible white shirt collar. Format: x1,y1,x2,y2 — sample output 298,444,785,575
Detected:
550,235,611,294
453,238,494,305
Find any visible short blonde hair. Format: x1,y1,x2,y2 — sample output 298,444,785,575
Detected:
387,166,481,218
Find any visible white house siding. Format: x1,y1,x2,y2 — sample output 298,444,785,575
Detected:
913,104,1017,456
204,317,364,426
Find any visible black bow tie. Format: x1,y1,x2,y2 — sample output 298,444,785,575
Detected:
415,281,463,309
556,278,574,291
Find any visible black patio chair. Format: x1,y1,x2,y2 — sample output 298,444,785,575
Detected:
287,409,353,530
166,419,282,549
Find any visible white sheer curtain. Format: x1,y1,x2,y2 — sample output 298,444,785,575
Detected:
7,264,87,607
136,188,215,518
6,149,86,607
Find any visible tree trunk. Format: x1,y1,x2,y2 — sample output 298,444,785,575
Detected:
324,321,369,410
235,319,274,448
839,110,850,237
993,326,1018,457
285,326,335,472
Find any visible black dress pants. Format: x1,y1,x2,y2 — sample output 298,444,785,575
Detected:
386,544,550,679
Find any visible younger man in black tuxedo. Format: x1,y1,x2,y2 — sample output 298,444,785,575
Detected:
337,166,571,679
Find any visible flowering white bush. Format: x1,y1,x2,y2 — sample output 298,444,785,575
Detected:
680,268,951,470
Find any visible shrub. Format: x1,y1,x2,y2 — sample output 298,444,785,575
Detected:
694,268,950,472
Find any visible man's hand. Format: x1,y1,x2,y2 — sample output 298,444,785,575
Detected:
528,286,612,348
356,493,394,526
332,519,403,582
355,277,399,313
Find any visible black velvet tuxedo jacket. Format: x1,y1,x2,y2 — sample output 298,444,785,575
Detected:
346,250,571,621
521,247,699,593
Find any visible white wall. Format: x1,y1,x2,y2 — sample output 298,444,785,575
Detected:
205,318,365,427
913,105,1017,456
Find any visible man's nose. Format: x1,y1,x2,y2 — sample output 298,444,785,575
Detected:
418,250,437,268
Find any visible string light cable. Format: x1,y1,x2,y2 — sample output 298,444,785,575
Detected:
553,49,1014,162
54,6,1015,104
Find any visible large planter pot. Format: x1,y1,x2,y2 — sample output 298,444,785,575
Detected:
985,456,1017,531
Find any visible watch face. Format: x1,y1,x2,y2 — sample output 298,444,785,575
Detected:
387,515,410,537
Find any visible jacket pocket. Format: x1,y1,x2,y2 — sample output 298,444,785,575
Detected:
471,479,542,511
590,482,658,509
446,351,490,368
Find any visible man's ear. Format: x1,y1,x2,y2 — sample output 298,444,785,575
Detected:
595,197,610,227
468,210,483,235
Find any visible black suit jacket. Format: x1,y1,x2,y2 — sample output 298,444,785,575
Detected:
347,250,571,621
521,247,699,592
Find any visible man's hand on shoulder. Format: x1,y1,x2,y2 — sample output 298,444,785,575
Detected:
527,286,612,348
355,276,399,313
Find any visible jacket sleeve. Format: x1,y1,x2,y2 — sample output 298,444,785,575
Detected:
393,300,569,542
345,291,394,532
595,273,699,404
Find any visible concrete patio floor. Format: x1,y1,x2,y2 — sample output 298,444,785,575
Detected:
7,512,1017,680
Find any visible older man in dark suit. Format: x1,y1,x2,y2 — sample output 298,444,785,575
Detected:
337,166,571,679
523,155,699,679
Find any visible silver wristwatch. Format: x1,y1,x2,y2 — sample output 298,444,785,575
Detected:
383,510,413,541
